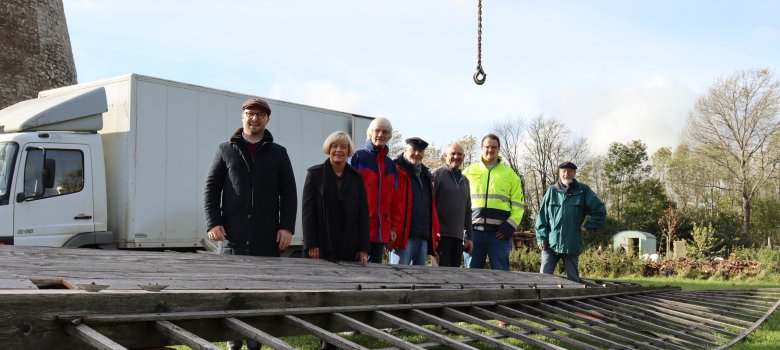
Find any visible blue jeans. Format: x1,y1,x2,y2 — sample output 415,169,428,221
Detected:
540,249,581,282
467,229,511,271
390,238,428,265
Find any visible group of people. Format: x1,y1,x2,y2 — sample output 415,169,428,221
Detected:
203,97,606,350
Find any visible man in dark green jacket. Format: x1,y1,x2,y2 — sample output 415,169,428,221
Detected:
535,162,605,282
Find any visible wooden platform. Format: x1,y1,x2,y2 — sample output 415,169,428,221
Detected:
2,246,777,350
0,245,586,291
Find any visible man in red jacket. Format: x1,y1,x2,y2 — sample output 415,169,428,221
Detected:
390,137,440,265
348,117,401,263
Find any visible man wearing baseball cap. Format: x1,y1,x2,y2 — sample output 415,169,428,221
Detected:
535,161,606,283
204,98,297,350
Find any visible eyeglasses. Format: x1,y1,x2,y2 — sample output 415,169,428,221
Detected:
243,110,268,119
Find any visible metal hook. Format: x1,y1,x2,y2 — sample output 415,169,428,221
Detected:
473,67,487,85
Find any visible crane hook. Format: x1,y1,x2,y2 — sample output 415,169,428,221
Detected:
473,66,486,85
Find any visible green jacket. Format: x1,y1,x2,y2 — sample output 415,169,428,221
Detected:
535,180,605,255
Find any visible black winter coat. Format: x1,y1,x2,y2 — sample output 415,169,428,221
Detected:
204,129,297,256
302,159,370,262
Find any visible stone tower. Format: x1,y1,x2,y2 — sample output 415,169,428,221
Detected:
0,0,77,109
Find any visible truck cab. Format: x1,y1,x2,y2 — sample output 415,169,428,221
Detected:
0,87,111,247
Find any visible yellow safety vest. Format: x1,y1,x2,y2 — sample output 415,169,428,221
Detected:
462,159,525,232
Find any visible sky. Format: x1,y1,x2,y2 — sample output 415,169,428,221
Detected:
62,0,780,156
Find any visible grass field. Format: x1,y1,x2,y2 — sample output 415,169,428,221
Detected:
176,277,779,349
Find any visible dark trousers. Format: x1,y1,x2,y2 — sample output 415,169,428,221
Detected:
437,236,464,267
228,339,260,350
368,242,386,263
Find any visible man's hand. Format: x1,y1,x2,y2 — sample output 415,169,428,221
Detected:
464,239,474,253
207,225,226,241
356,251,368,266
277,229,293,251
495,231,506,239
308,247,320,259
580,226,588,235
538,244,546,251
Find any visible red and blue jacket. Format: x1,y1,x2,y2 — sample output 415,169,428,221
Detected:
349,140,402,244
392,155,440,255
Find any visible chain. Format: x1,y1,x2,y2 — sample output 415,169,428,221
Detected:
473,0,486,85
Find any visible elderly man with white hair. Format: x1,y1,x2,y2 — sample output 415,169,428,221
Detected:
348,117,402,263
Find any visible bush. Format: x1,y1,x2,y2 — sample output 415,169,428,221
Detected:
509,246,777,281
509,247,540,272
578,248,646,278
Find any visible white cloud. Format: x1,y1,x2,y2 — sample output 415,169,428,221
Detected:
583,75,697,154
267,74,366,113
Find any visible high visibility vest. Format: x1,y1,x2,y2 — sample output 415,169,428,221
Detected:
462,159,525,232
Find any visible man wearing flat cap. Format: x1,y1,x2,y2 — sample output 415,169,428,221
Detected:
204,98,297,349
390,137,440,265
535,161,606,283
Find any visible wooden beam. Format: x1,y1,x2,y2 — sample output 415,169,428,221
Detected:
222,318,295,350
562,300,708,349
283,315,369,350
493,304,634,350
629,294,755,326
374,310,479,350
532,303,687,350
155,320,220,350
331,313,425,350
582,298,722,343
441,307,567,350
469,306,603,350
65,323,127,350
614,295,744,334
409,309,526,350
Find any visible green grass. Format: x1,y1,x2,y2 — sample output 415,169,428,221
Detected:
619,276,779,290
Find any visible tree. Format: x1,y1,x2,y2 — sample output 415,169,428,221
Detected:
388,131,405,159
688,222,722,258
450,134,479,167
686,68,780,239
658,205,683,258
651,147,672,183
521,114,589,214
423,143,444,169
491,118,524,175
622,178,670,233
603,140,651,223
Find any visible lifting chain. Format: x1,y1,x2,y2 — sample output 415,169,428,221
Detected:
473,0,487,85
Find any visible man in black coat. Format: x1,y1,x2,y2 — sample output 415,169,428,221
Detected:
204,97,297,257
204,98,297,350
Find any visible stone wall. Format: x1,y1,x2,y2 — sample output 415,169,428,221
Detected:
0,0,77,109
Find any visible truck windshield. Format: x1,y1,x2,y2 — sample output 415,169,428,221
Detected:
0,142,19,199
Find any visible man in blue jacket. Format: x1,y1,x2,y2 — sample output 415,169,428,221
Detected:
535,162,605,282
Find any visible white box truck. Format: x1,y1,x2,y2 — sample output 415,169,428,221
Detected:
0,74,373,255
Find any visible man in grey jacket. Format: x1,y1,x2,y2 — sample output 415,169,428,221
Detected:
432,143,473,267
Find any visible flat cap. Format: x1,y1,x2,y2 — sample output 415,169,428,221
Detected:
559,161,577,170
242,98,271,116
405,137,429,150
